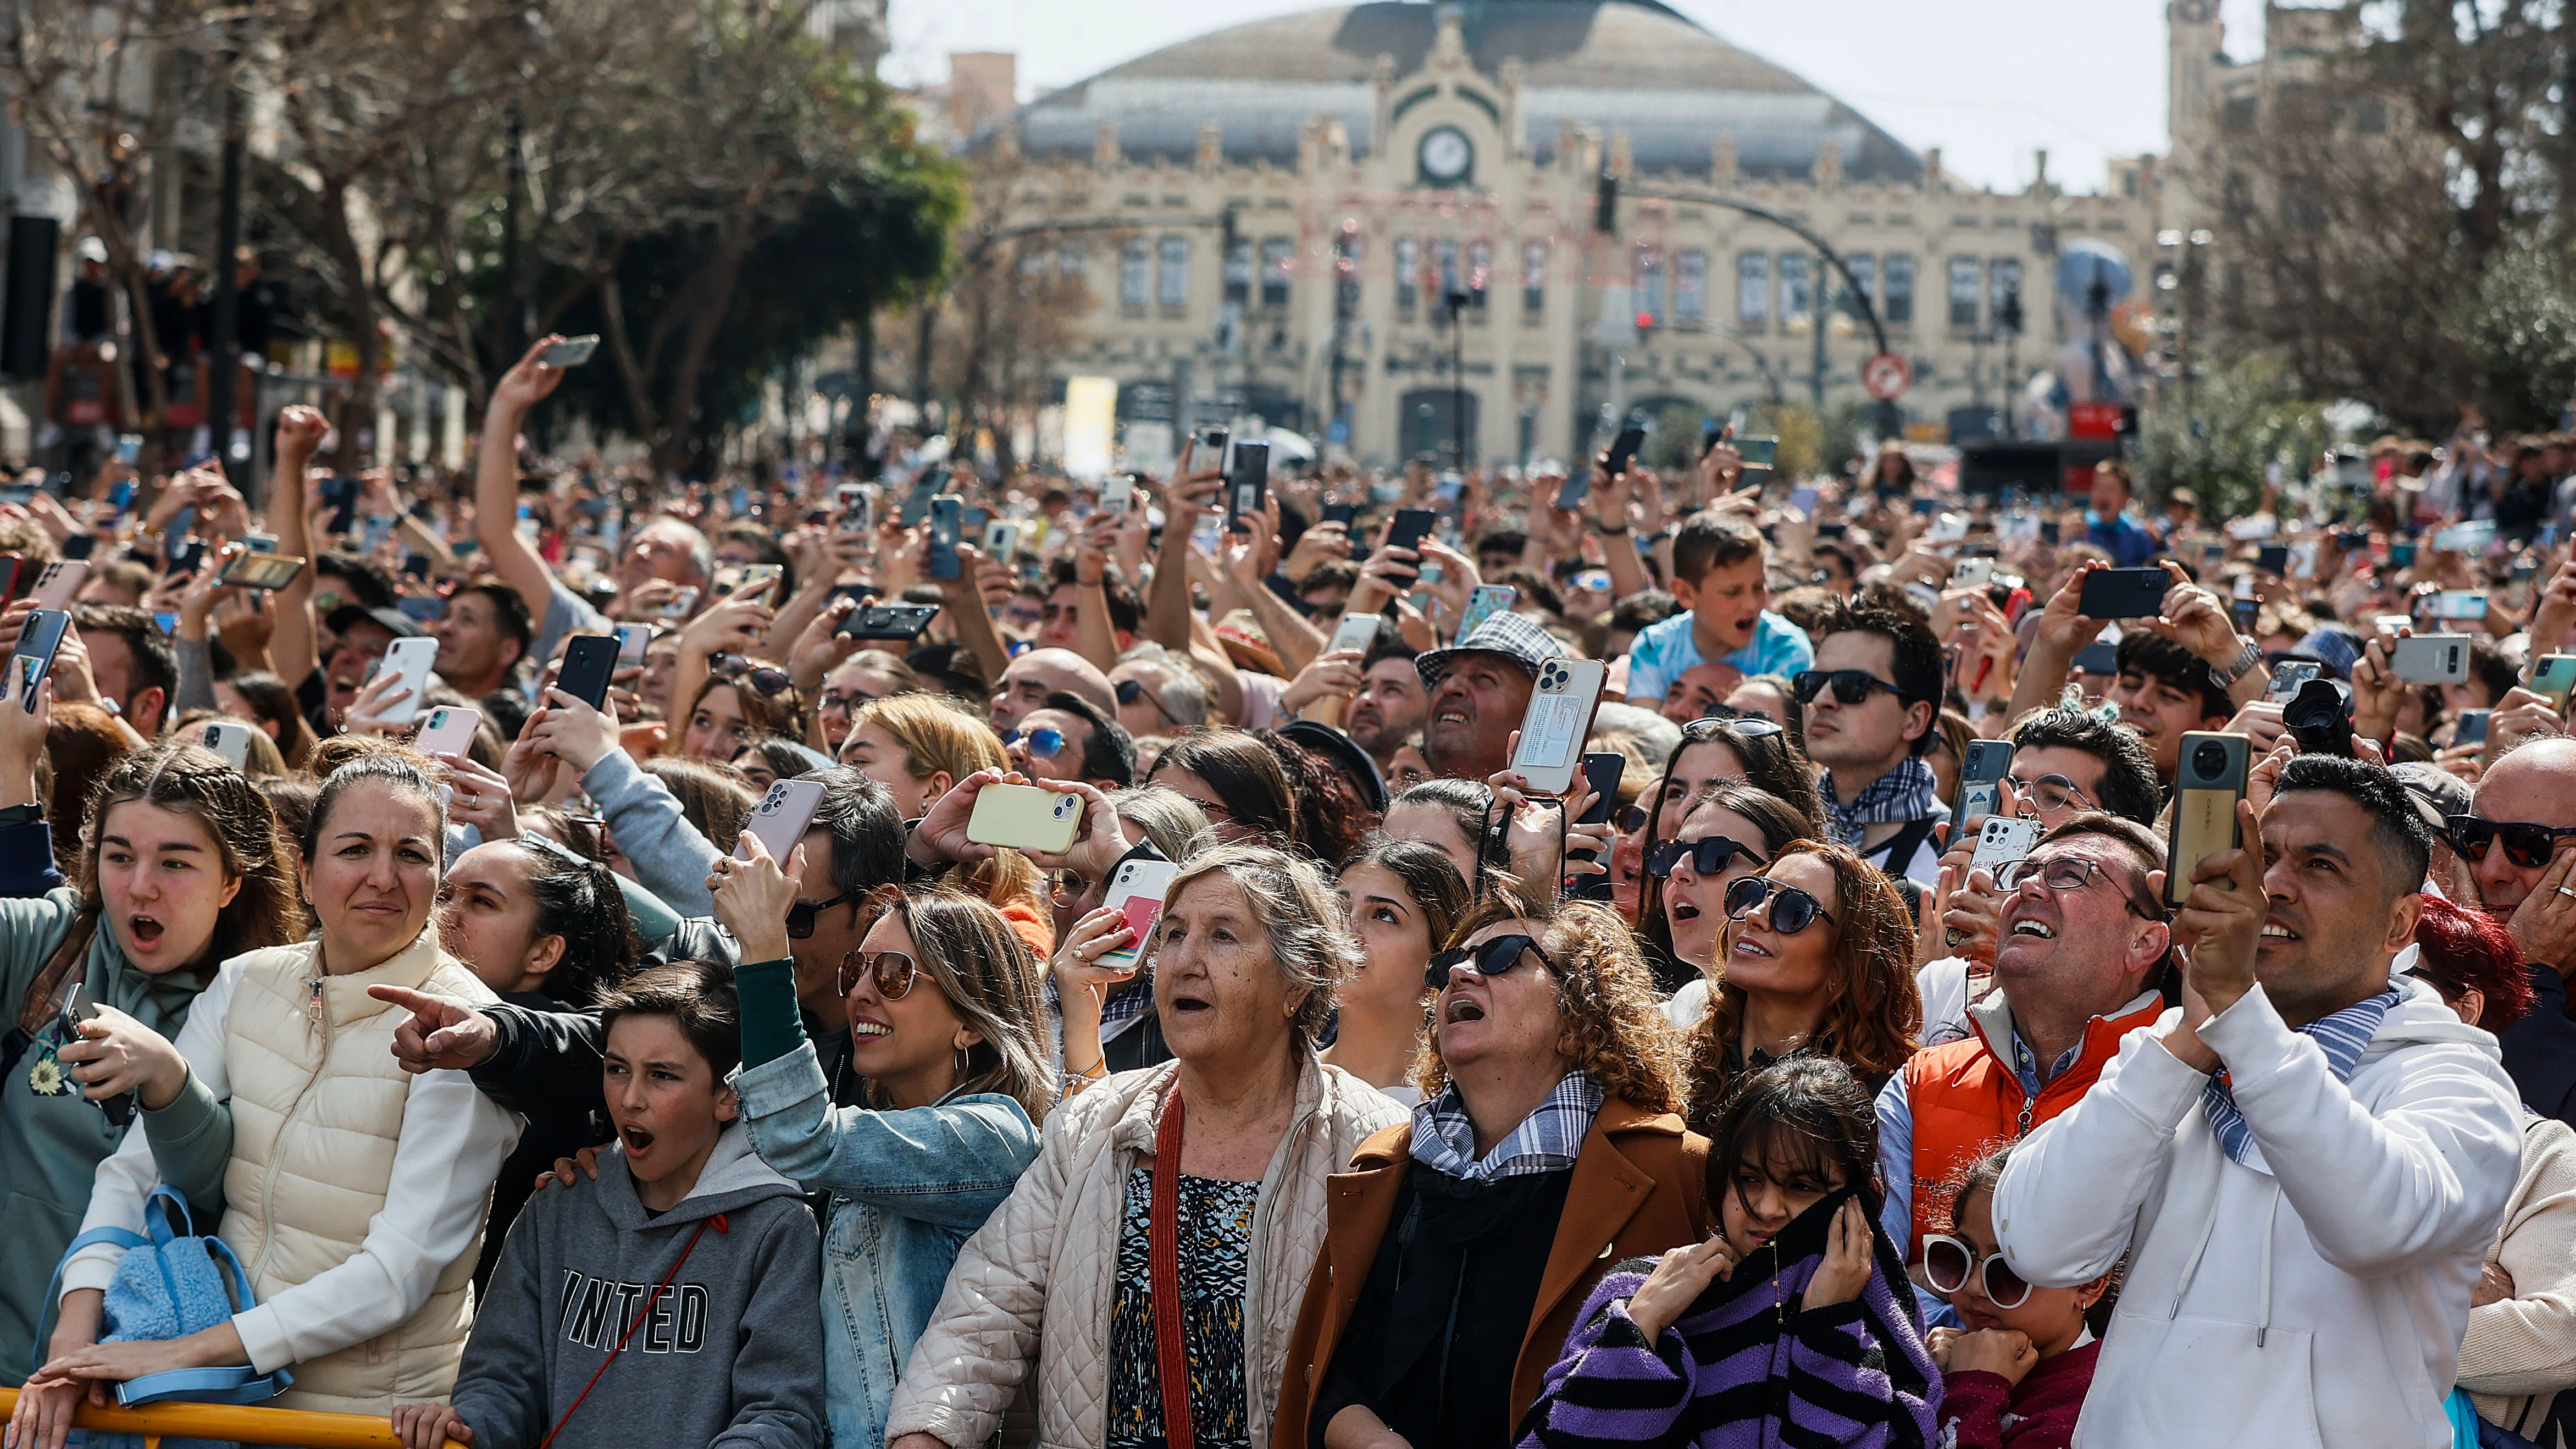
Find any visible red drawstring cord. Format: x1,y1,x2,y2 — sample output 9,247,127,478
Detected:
536,1212,728,1449
1151,1086,1197,1449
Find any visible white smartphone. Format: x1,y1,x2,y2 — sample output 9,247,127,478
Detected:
197,720,254,771
27,560,86,612
983,520,1021,557
614,623,651,667
413,705,484,758
1970,816,2042,876
371,637,438,728
739,779,828,862
1326,611,1382,656
1508,657,1610,797
1951,557,1995,590
1103,474,1138,513
1096,855,1183,974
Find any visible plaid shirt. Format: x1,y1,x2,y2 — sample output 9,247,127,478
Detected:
2202,988,2400,1169
1410,1071,1605,1182
1818,754,1941,847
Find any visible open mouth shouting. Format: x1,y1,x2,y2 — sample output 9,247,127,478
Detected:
619,1122,658,1162
1669,897,1702,923
1444,994,1487,1025
126,914,165,950
1168,989,1214,1016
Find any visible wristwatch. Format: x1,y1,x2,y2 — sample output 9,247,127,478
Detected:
2212,638,2263,688
1591,519,1630,535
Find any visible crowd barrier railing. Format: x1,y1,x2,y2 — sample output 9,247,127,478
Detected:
0,1386,464,1448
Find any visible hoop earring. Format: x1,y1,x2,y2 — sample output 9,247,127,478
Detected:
953,1044,971,1079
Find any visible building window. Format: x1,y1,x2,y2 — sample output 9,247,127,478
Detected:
1433,237,1460,308
1842,254,1874,311
1522,240,1547,314
1779,253,1811,324
1947,256,1981,328
1674,248,1708,324
1158,235,1189,308
1990,257,2025,332
1737,252,1770,323
1466,239,1491,309
1121,240,1149,307
1882,253,1916,325
1395,236,1420,309
1633,247,1665,325
1058,239,1084,276
1222,240,1251,306
1260,237,1292,309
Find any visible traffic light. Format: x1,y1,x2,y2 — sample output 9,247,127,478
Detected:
1594,172,1617,234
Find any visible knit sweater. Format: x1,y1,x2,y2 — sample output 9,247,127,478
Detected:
1935,1340,2096,1449
1517,1190,1938,1449
2462,1115,2576,1440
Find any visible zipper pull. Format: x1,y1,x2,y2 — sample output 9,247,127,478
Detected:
2017,1098,2035,1136
306,977,324,1027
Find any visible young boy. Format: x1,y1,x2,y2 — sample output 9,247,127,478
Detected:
1622,511,1813,710
392,961,824,1449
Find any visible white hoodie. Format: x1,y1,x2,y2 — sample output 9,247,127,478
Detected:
1991,975,2522,1449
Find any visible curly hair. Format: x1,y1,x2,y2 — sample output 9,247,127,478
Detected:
1413,887,1681,1114
1259,728,1379,868
1682,838,1920,1132
2412,892,2536,1031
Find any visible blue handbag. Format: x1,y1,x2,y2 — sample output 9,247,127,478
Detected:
34,1182,292,1408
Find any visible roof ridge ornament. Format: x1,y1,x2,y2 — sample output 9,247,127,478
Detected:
1429,2,1470,72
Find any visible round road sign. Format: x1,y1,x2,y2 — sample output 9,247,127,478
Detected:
1862,351,1912,402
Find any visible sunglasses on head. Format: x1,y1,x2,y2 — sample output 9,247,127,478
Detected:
708,652,794,697
1004,725,1067,759
1724,875,1836,935
1424,932,1550,992
2446,814,2576,869
1792,669,1905,707
786,889,861,939
1646,834,1765,880
836,948,921,1000
1697,707,1786,736
1921,1234,2031,1309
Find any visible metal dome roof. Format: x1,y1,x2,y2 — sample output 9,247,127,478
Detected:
993,0,1923,183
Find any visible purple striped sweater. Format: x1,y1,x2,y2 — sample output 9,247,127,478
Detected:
1516,1231,1939,1449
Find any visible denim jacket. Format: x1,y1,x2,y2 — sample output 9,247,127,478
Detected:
733,1041,1039,1449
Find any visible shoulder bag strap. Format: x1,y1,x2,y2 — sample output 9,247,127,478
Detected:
537,1213,727,1449
30,1226,149,1379
1151,1083,1197,1449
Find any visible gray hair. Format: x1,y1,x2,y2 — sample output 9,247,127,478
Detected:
1588,702,1682,771
1106,784,1214,865
1155,842,1351,1050
638,516,713,584
1116,641,1213,728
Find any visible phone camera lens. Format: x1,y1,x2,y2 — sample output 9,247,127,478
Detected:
2191,741,2229,779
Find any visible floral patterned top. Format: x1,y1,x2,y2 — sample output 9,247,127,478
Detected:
1105,1165,1260,1449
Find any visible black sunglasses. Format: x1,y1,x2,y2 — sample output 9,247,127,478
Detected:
1792,670,1905,707
786,889,861,939
2446,815,2576,869
708,652,795,697
1646,834,1765,880
1724,875,1837,935
1115,677,1184,726
1424,932,1550,992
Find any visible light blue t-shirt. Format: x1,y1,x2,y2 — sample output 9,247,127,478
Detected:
1624,609,1814,703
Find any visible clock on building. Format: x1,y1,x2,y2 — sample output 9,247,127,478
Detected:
1419,126,1473,185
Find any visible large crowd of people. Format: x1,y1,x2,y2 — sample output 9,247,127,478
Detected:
2,333,2575,1448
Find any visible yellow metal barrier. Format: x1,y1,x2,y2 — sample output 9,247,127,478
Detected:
0,1386,464,1448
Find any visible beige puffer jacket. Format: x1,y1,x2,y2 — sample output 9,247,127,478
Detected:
884,1056,1403,1449
220,933,497,1412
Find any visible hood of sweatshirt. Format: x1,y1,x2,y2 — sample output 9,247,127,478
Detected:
2360,971,2501,1063
596,1121,804,1230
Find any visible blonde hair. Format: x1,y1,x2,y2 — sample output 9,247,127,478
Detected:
851,693,1041,914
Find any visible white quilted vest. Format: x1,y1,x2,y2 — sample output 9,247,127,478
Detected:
215,931,497,1413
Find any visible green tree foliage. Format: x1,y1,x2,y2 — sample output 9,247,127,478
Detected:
2453,241,2576,431
2134,355,2333,521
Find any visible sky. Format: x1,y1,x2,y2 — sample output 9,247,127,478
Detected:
880,0,2283,196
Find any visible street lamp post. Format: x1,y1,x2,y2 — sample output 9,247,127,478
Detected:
1443,286,1469,468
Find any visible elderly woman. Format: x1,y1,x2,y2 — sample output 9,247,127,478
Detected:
1276,891,1709,1449
884,844,1404,1449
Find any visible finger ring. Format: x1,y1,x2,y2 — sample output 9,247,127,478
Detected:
2557,887,2576,902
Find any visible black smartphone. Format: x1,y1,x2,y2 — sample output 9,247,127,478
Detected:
164,540,207,578
840,602,941,641
1955,739,2014,822
927,496,963,580
2078,567,2170,620
1322,502,1357,528
2257,544,2290,575
1384,508,1438,557
1554,472,1592,511
2039,519,2060,545
59,534,95,562
2457,709,2493,747
1602,426,1647,478
1228,442,1270,523
1575,753,1625,826
898,473,942,528
555,633,620,711
2073,639,2119,674
323,475,360,535
9,609,68,713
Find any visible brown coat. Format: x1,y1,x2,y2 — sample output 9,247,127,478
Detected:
1272,1097,1711,1449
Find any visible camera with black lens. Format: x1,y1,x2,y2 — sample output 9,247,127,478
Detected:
2280,676,2356,759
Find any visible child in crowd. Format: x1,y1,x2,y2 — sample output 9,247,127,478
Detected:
1620,512,1815,709
1520,1055,1938,1447
391,961,824,1449
1923,1146,2104,1448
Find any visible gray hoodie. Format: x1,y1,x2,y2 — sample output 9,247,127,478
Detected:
447,1122,826,1449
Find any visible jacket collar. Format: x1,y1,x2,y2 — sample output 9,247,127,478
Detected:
1110,1053,1328,1154
1966,986,2164,1085
310,928,451,1027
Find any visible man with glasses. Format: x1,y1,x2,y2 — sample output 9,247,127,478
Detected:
1798,598,1947,886
376,769,911,1116
1992,755,2520,1448
1003,691,1135,790
1107,641,1210,738
1875,815,2173,1324
2458,737,2576,1124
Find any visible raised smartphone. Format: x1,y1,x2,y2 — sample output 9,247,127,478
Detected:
1970,816,2042,876
1568,751,1627,902
614,623,651,666
1508,657,1610,797
739,778,828,862
983,519,1021,558
2531,655,2576,709
1952,557,1995,591
198,720,256,771
2167,731,2251,906
2264,660,2322,704
555,634,621,711
2392,633,2473,684
1326,611,1383,657
2078,567,2170,620
1228,441,1270,522
371,637,438,728
712,563,783,600
1102,474,1138,513
26,560,85,612
9,609,68,713
1955,739,2014,823
1383,508,1438,557
965,782,1085,855
540,334,600,367
927,496,963,580
2457,709,2494,747
840,603,941,642
217,551,304,590
1553,472,1591,511
1095,854,1183,974
1455,585,1515,641
1602,425,1647,477
413,705,484,759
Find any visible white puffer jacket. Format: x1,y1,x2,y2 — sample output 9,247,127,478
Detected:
884,1056,1403,1449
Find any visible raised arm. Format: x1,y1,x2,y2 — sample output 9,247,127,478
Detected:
268,407,328,689
474,338,572,628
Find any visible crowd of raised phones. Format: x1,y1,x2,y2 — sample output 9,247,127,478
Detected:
5,339,2576,1449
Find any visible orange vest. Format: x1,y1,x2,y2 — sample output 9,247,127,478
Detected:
1899,994,2167,1258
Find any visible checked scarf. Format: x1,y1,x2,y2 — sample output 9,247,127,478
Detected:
2201,988,2400,1168
1818,755,1942,848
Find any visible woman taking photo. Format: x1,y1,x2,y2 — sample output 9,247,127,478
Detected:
21,754,518,1423
712,850,1053,1449
883,844,1404,1449
843,693,1054,953
0,730,303,1391
1325,838,1470,1104
1681,838,1919,1134
1652,783,1813,1028
1278,891,1706,1449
